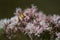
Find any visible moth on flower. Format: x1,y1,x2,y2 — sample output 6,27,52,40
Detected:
15,8,25,20
18,11,25,20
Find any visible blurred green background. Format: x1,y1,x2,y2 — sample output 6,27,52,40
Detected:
0,0,60,19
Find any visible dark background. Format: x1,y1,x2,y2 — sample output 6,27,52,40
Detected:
0,0,60,19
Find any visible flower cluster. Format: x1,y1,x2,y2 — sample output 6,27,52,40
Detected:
0,5,60,40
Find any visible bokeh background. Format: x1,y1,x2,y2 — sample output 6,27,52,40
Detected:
0,0,60,19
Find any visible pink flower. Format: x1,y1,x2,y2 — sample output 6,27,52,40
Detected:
31,4,37,13
56,32,60,38
23,8,32,16
14,8,22,16
36,27,44,34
